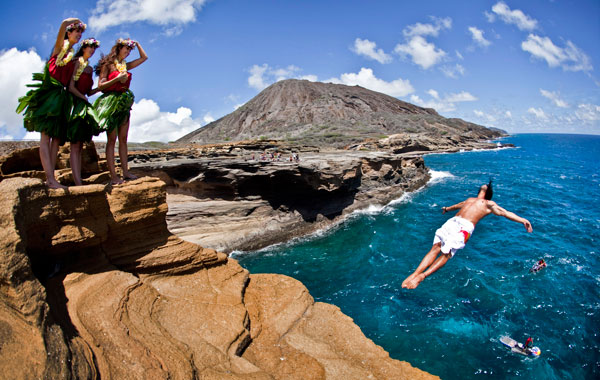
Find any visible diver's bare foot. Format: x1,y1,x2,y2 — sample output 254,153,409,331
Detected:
402,273,418,288
46,181,67,189
405,274,426,289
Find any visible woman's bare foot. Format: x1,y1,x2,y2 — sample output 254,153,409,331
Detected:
110,177,124,185
405,273,426,289
46,180,67,189
123,172,138,181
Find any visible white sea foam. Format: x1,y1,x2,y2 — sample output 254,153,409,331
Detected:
233,170,454,257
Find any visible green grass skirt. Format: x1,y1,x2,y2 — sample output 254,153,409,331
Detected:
16,65,72,141
67,97,101,142
93,90,135,133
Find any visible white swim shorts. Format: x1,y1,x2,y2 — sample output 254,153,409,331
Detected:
433,216,475,257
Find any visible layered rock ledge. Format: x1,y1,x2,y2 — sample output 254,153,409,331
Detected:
129,149,430,252
0,175,437,379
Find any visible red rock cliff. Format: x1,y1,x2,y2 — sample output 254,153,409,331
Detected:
0,176,437,379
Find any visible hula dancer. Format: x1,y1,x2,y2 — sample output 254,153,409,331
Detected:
94,38,148,185
16,19,85,189
67,38,101,186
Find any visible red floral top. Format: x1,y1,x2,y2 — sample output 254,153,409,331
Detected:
102,70,132,93
48,54,75,86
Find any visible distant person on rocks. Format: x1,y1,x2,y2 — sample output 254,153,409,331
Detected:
17,18,86,189
402,180,533,289
94,38,147,185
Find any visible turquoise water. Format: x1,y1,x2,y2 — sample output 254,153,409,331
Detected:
235,134,600,379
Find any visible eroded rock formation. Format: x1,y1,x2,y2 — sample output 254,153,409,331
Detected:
130,150,430,252
0,176,437,379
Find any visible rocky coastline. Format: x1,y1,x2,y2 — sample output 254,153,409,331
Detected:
0,136,508,379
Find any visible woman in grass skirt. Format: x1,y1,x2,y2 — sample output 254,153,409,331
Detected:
67,38,102,186
16,18,85,189
94,38,148,185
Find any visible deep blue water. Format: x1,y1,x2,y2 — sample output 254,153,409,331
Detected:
235,134,600,379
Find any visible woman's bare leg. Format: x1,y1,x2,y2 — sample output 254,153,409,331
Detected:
118,118,137,180
106,129,123,185
39,133,66,189
70,142,83,186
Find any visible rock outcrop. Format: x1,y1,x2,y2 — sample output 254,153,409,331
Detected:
178,79,504,147
0,175,437,379
130,150,429,252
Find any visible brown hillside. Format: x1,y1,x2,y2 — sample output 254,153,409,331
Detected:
178,79,504,147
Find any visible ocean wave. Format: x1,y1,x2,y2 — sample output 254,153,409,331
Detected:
428,170,454,184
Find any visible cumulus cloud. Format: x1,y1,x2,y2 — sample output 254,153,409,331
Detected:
468,26,491,47
521,34,592,72
395,36,446,69
491,1,538,31
89,0,208,33
128,98,208,142
528,107,548,120
247,64,312,91
575,104,600,122
409,90,477,113
325,67,414,97
351,38,392,64
473,110,497,123
394,17,451,69
0,48,45,140
540,89,569,108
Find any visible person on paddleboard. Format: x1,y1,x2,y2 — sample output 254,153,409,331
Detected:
402,180,533,289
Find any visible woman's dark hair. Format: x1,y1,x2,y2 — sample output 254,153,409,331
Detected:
485,179,493,200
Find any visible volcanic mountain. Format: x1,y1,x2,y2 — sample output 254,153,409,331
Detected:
178,79,503,147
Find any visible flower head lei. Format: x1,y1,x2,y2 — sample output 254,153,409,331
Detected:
117,38,136,49
56,40,74,67
81,38,100,48
66,22,86,32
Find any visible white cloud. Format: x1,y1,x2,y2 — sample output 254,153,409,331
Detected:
484,11,496,23
427,89,439,99
203,113,215,124
521,34,592,72
528,107,548,120
394,17,451,69
128,98,207,142
247,64,311,91
540,89,569,108
89,0,208,33
575,104,600,122
395,35,446,69
351,38,392,64
440,63,465,78
325,67,414,97
410,90,477,112
491,1,538,31
403,17,452,37
468,26,491,47
0,48,45,140
505,111,512,118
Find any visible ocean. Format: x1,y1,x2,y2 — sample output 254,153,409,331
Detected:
234,134,600,379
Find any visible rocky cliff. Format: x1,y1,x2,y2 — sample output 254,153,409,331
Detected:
178,79,504,147
130,149,430,252
0,168,437,379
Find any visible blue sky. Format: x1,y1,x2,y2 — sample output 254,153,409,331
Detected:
1,0,598,142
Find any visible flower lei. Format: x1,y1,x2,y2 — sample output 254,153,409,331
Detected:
117,38,136,48
114,59,127,73
73,57,88,81
56,40,74,67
